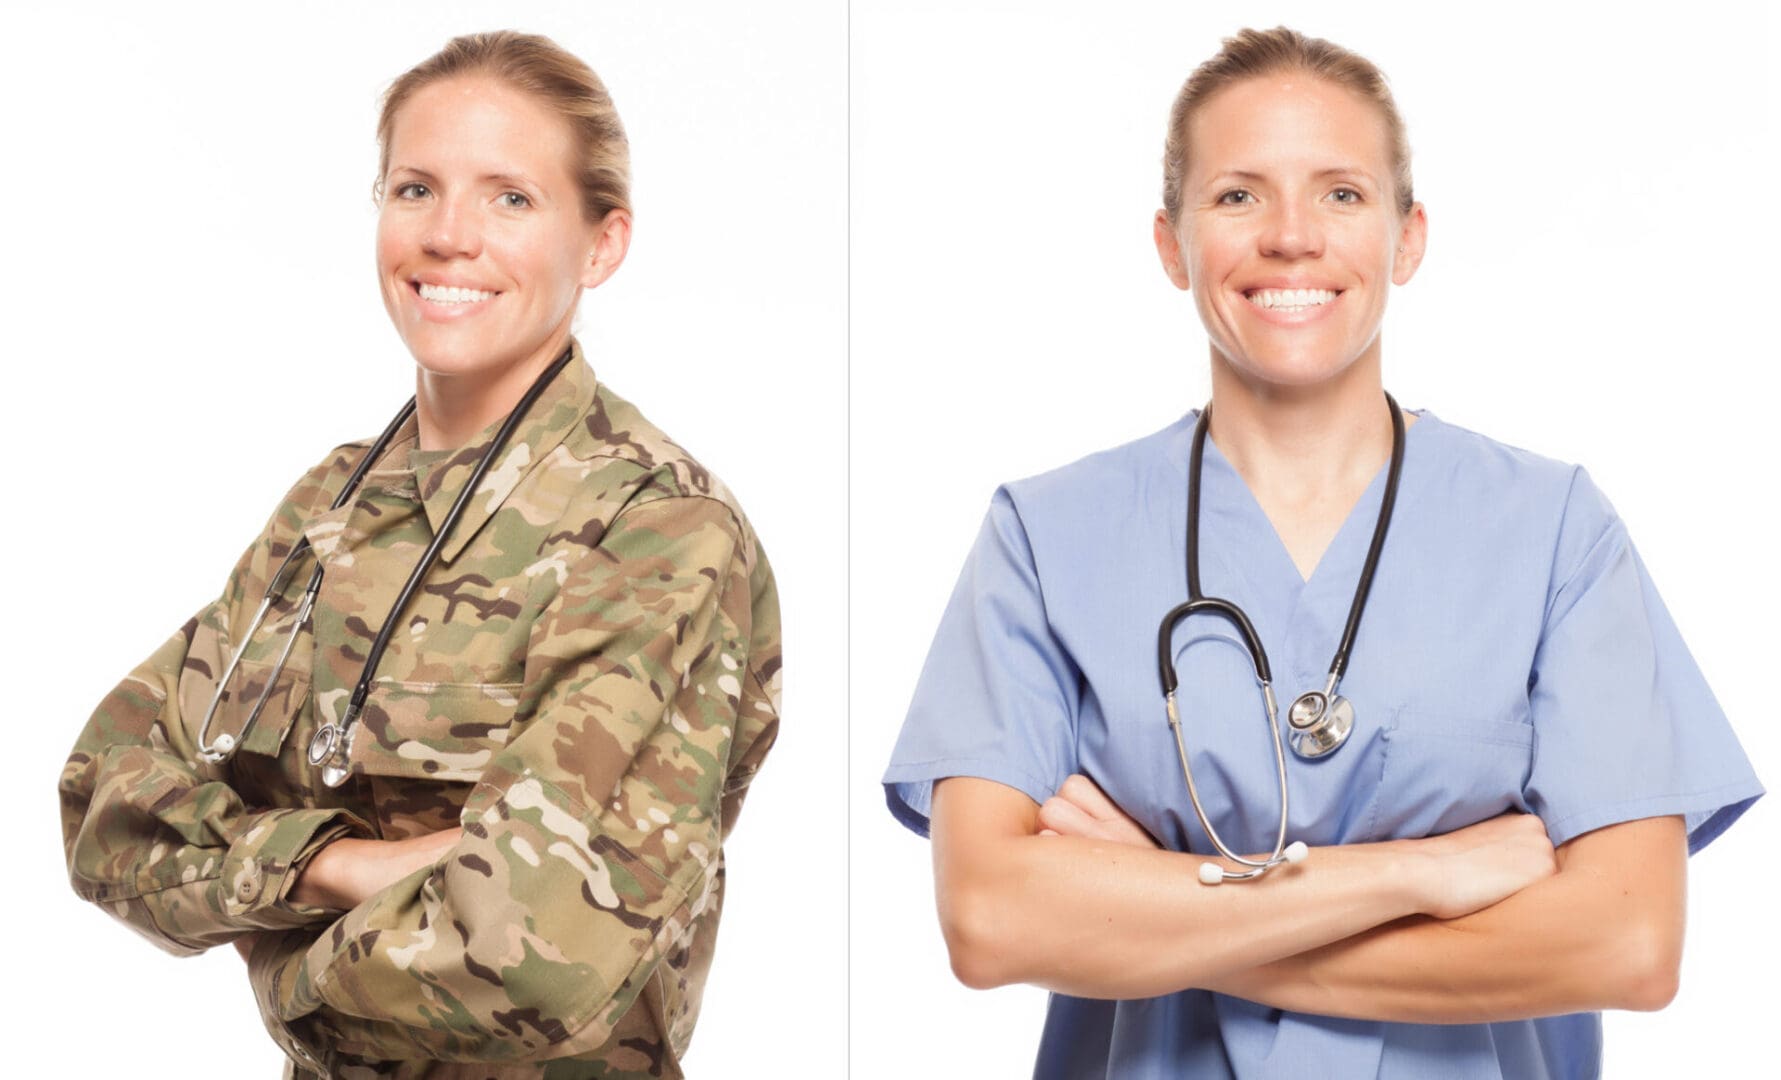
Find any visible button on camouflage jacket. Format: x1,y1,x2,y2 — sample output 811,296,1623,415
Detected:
58,341,781,1078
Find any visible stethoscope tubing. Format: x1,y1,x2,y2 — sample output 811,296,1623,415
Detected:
197,345,574,783
1331,394,1405,680
1159,392,1405,882
194,399,416,762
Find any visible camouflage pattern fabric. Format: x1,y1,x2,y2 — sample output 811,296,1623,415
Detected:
59,340,782,1077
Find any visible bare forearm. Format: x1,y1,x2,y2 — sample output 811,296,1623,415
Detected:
1206,883,1653,1021
934,779,1435,998
289,828,463,911
955,838,1428,998
1205,818,1686,1022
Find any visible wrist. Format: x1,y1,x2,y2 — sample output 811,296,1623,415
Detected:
289,837,365,910
1379,840,1439,917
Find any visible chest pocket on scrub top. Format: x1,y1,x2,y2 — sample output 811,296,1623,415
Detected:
349,681,521,837
1374,708,1534,839
1145,631,1388,852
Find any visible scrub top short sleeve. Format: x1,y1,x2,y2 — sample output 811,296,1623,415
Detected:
1525,469,1761,852
884,488,1081,836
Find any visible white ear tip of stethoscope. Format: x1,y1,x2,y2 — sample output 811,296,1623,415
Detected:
1198,862,1225,885
1283,841,1309,864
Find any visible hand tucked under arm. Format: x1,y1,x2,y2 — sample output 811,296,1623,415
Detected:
287,827,464,911
234,828,464,961
930,775,1554,1000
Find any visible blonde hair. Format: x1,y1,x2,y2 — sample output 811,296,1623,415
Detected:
1162,26,1413,224
375,30,630,223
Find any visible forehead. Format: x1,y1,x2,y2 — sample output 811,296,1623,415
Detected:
385,75,575,181
1185,73,1392,180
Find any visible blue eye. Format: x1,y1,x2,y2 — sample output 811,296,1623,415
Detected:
1330,188,1362,204
1218,190,1254,205
499,191,531,209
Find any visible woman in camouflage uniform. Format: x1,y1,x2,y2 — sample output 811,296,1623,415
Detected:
59,31,780,1078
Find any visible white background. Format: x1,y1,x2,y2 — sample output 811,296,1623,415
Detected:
2,2,842,1077
5,1,1778,1077
851,2,1778,1078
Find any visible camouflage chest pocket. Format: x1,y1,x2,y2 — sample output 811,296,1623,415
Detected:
348,681,521,835
179,656,311,762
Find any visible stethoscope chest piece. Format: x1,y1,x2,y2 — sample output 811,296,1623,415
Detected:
1286,686,1355,759
307,723,352,788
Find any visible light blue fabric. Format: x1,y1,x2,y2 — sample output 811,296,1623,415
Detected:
883,409,1763,1080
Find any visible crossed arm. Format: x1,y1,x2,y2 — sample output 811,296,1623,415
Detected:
930,775,1685,1023
229,829,462,961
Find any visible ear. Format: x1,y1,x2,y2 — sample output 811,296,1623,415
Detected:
1153,210,1192,291
1391,203,1428,286
580,209,633,290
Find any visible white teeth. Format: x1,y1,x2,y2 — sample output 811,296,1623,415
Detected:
417,283,496,304
1246,288,1337,310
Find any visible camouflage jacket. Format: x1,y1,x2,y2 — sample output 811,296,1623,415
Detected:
58,341,781,1078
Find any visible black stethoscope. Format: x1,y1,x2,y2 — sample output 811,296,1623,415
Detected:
194,345,575,788
1154,392,1405,883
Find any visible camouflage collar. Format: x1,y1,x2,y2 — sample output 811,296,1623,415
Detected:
406,337,599,565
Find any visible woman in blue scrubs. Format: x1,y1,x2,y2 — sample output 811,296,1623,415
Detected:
882,26,1762,1079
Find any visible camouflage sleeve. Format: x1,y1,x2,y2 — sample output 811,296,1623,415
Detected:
58,461,374,955
256,494,756,1065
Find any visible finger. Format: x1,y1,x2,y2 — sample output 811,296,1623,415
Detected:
1106,815,1160,849
1058,774,1127,823
1038,795,1103,839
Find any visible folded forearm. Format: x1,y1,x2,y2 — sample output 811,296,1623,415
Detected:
64,743,365,952
1205,884,1616,1021
1204,819,1686,1022
940,834,1433,999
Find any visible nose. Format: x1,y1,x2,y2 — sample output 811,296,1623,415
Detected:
1258,195,1323,260
421,194,482,260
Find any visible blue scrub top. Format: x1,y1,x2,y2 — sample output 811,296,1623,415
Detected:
883,409,1763,1080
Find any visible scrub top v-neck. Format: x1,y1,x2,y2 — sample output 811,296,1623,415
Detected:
883,408,1762,1080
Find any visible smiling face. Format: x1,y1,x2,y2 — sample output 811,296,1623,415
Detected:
376,75,627,385
1154,73,1426,390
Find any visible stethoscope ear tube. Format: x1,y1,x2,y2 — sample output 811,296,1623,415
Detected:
193,399,419,765
1156,597,1272,695
1159,598,1291,882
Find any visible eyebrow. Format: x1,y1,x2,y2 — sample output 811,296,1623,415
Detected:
387,165,546,191
1208,167,1378,185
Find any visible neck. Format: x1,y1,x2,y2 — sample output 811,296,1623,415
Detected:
415,331,570,451
1204,341,1408,503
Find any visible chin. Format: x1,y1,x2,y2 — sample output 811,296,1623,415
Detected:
407,351,505,384
1225,354,1355,390
403,335,510,379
